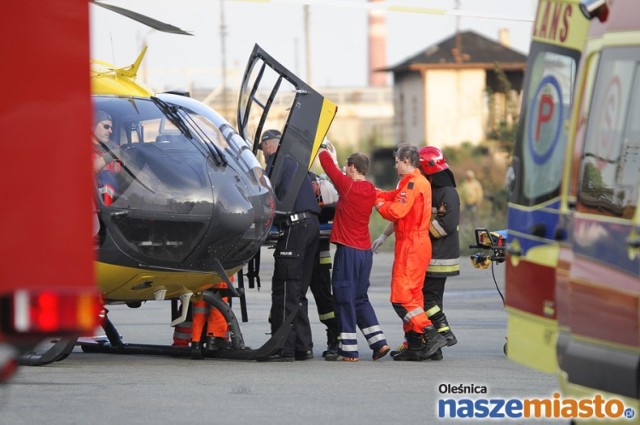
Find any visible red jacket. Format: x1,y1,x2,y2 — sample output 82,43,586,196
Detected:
319,151,375,250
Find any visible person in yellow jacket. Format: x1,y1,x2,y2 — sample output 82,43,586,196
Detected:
374,144,447,361
459,169,484,228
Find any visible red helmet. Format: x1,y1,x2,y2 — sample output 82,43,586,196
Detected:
419,146,448,175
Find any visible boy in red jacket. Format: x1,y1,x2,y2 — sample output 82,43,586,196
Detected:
318,145,390,362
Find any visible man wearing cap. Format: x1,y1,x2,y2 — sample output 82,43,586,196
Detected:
92,110,121,205
258,129,320,362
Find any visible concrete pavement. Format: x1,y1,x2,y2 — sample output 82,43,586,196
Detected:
0,249,564,425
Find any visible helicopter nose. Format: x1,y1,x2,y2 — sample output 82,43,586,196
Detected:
212,182,255,236
186,170,274,271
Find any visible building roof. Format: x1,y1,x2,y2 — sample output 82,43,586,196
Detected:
387,30,527,72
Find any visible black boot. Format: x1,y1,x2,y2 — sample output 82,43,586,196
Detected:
392,332,425,361
190,341,204,360
323,325,340,361
422,325,448,359
390,341,408,358
429,348,443,361
205,336,229,351
430,315,457,347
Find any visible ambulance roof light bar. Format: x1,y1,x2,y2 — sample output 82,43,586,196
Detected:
579,0,610,22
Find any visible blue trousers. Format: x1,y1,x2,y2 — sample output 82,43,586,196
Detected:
332,245,387,358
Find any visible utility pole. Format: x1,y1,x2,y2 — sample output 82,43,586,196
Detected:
304,5,311,85
455,0,461,62
220,0,228,118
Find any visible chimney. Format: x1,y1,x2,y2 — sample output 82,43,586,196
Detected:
368,0,387,87
498,28,511,48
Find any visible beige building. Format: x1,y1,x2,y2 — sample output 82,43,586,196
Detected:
194,86,394,150
387,30,527,147
194,31,525,151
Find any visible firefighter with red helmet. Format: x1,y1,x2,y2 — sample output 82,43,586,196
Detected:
417,146,460,357
375,144,447,361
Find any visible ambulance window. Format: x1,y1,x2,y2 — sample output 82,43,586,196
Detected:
522,50,577,203
578,47,640,219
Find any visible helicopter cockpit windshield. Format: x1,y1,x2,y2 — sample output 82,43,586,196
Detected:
93,94,273,271
93,96,215,212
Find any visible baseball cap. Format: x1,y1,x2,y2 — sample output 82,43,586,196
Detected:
261,129,281,143
94,110,112,126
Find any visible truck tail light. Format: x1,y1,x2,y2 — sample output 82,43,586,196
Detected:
5,290,101,335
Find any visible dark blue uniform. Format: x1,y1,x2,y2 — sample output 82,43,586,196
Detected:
268,156,320,359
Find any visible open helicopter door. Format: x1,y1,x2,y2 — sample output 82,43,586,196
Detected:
238,44,337,215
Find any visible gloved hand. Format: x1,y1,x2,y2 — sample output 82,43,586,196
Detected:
371,233,388,254
321,138,339,166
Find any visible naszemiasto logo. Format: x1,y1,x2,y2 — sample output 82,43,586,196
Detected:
437,384,636,420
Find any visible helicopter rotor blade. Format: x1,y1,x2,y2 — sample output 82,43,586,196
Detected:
91,1,193,35
230,0,533,22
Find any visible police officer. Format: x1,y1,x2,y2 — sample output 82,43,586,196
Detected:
259,129,320,362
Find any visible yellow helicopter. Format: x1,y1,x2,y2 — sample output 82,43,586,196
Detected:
19,0,530,367
21,3,337,364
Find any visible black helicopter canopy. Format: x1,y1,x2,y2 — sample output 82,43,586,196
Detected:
93,94,273,272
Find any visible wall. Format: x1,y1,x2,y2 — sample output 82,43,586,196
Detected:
425,68,486,147
392,72,425,145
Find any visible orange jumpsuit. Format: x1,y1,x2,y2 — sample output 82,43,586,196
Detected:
376,168,433,334
191,281,230,344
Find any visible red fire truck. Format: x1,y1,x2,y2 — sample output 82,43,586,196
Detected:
0,1,101,382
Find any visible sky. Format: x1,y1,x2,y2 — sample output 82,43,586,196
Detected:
90,0,536,92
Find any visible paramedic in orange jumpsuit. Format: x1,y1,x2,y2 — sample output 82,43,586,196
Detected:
190,279,232,359
375,144,447,361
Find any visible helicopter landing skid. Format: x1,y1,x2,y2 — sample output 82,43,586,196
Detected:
18,337,78,366
78,305,299,361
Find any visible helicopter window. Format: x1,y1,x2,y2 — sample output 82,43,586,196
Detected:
91,96,217,216
138,118,163,142
183,112,229,150
578,47,640,219
159,117,180,135
152,92,239,157
238,55,297,157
